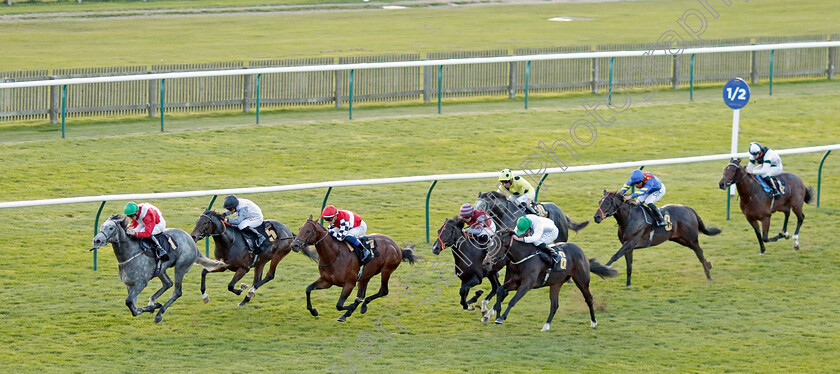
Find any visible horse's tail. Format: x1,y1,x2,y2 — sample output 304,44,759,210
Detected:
588,258,619,279
401,244,420,265
692,208,722,236
194,250,227,271
566,214,590,233
299,245,319,262
804,186,814,204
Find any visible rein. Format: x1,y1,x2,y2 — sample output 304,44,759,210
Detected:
117,250,145,267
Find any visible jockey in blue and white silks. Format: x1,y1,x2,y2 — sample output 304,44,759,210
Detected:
620,169,667,226
222,195,268,252
746,141,784,197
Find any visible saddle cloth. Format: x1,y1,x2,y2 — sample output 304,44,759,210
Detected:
343,237,380,258
754,175,785,195
257,221,279,243
546,243,568,271
640,205,672,231
139,232,177,254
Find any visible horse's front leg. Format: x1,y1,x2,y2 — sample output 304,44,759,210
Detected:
306,277,332,317
125,282,148,316
227,268,249,297
460,277,480,310
481,271,502,314
335,283,357,322
761,217,784,242
779,210,791,239
747,219,767,255
606,241,637,267
496,279,536,325
200,264,228,303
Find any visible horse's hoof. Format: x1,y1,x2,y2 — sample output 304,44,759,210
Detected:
541,323,550,332
154,314,163,324
337,316,347,322
202,293,210,303
783,232,791,239
360,304,368,314
247,289,256,299
239,283,249,291
707,262,713,269
237,302,246,307
494,318,504,325
466,305,475,311
591,320,597,328
481,300,489,314
310,308,319,317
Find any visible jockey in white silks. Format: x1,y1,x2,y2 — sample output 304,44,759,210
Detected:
513,214,559,266
222,195,269,253
746,141,784,197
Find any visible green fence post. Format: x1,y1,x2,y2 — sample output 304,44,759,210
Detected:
690,54,695,101
425,180,438,243
61,84,67,139
160,79,165,132
93,201,106,271
348,70,354,120
817,150,831,207
525,61,530,109
437,65,442,114
726,189,731,220
320,187,333,225
534,173,548,201
206,195,218,257
256,74,261,125
769,49,774,96
608,57,614,106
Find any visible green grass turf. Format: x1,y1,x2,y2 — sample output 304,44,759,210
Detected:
0,77,838,372
1,0,838,70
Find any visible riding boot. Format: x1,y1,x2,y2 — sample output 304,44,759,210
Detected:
521,202,537,215
647,203,665,226
769,177,783,197
246,226,267,253
150,235,169,262
537,243,557,268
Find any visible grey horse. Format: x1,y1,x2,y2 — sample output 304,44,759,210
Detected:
91,214,226,323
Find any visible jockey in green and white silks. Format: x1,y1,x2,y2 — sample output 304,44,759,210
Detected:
746,141,784,197
513,215,559,265
497,168,538,214
620,169,667,226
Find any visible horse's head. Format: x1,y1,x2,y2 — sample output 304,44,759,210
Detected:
482,229,512,271
291,215,325,253
92,215,127,249
432,216,465,255
191,210,224,242
594,190,626,223
474,191,502,212
719,158,744,190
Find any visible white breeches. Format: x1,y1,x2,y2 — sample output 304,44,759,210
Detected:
637,184,666,205
512,194,532,206
237,217,262,230
346,221,368,238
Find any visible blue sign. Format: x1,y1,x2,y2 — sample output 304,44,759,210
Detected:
723,78,750,110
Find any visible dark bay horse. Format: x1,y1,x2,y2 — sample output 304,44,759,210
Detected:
291,216,418,322
190,210,306,307
475,191,588,242
431,216,504,314
91,215,226,323
480,230,617,331
719,158,813,254
594,190,720,286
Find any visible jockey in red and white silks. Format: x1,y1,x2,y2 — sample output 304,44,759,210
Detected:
128,203,166,237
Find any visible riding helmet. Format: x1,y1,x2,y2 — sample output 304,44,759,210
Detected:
515,216,532,236
124,202,139,216
459,203,474,218
748,142,763,156
498,169,513,182
223,195,239,210
321,205,338,219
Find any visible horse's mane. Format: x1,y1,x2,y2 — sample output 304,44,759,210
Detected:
450,215,466,228
481,190,507,200
109,214,127,227
204,210,225,219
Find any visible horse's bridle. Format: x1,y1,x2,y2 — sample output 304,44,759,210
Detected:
194,212,228,241
293,220,329,248
722,162,746,187
435,219,464,251
597,194,621,220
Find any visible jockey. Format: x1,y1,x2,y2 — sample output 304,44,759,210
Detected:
620,169,666,226
746,141,784,197
459,203,496,240
513,215,559,266
124,202,168,276
321,205,372,264
222,195,269,254
497,168,538,215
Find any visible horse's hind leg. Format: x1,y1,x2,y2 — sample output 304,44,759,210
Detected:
542,282,564,332
147,272,173,310
688,240,713,280
779,210,791,238
336,283,357,322
571,271,597,328
238,263,265,307
252,247,290,289
792,203,805,250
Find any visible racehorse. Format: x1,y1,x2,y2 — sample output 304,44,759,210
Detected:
431,216,504,314
594,190,720,286
480,229,617,331
719,158,813,254
475,191,588,242
189,210,306,307
91,215,226,323
291,216,418,322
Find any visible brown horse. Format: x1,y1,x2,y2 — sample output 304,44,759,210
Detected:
290,216,417,322
719,158,813,254
593,190,721,286
480,229,617,331
190,210,302,307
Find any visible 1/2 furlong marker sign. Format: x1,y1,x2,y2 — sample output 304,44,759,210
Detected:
724,78,750,197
